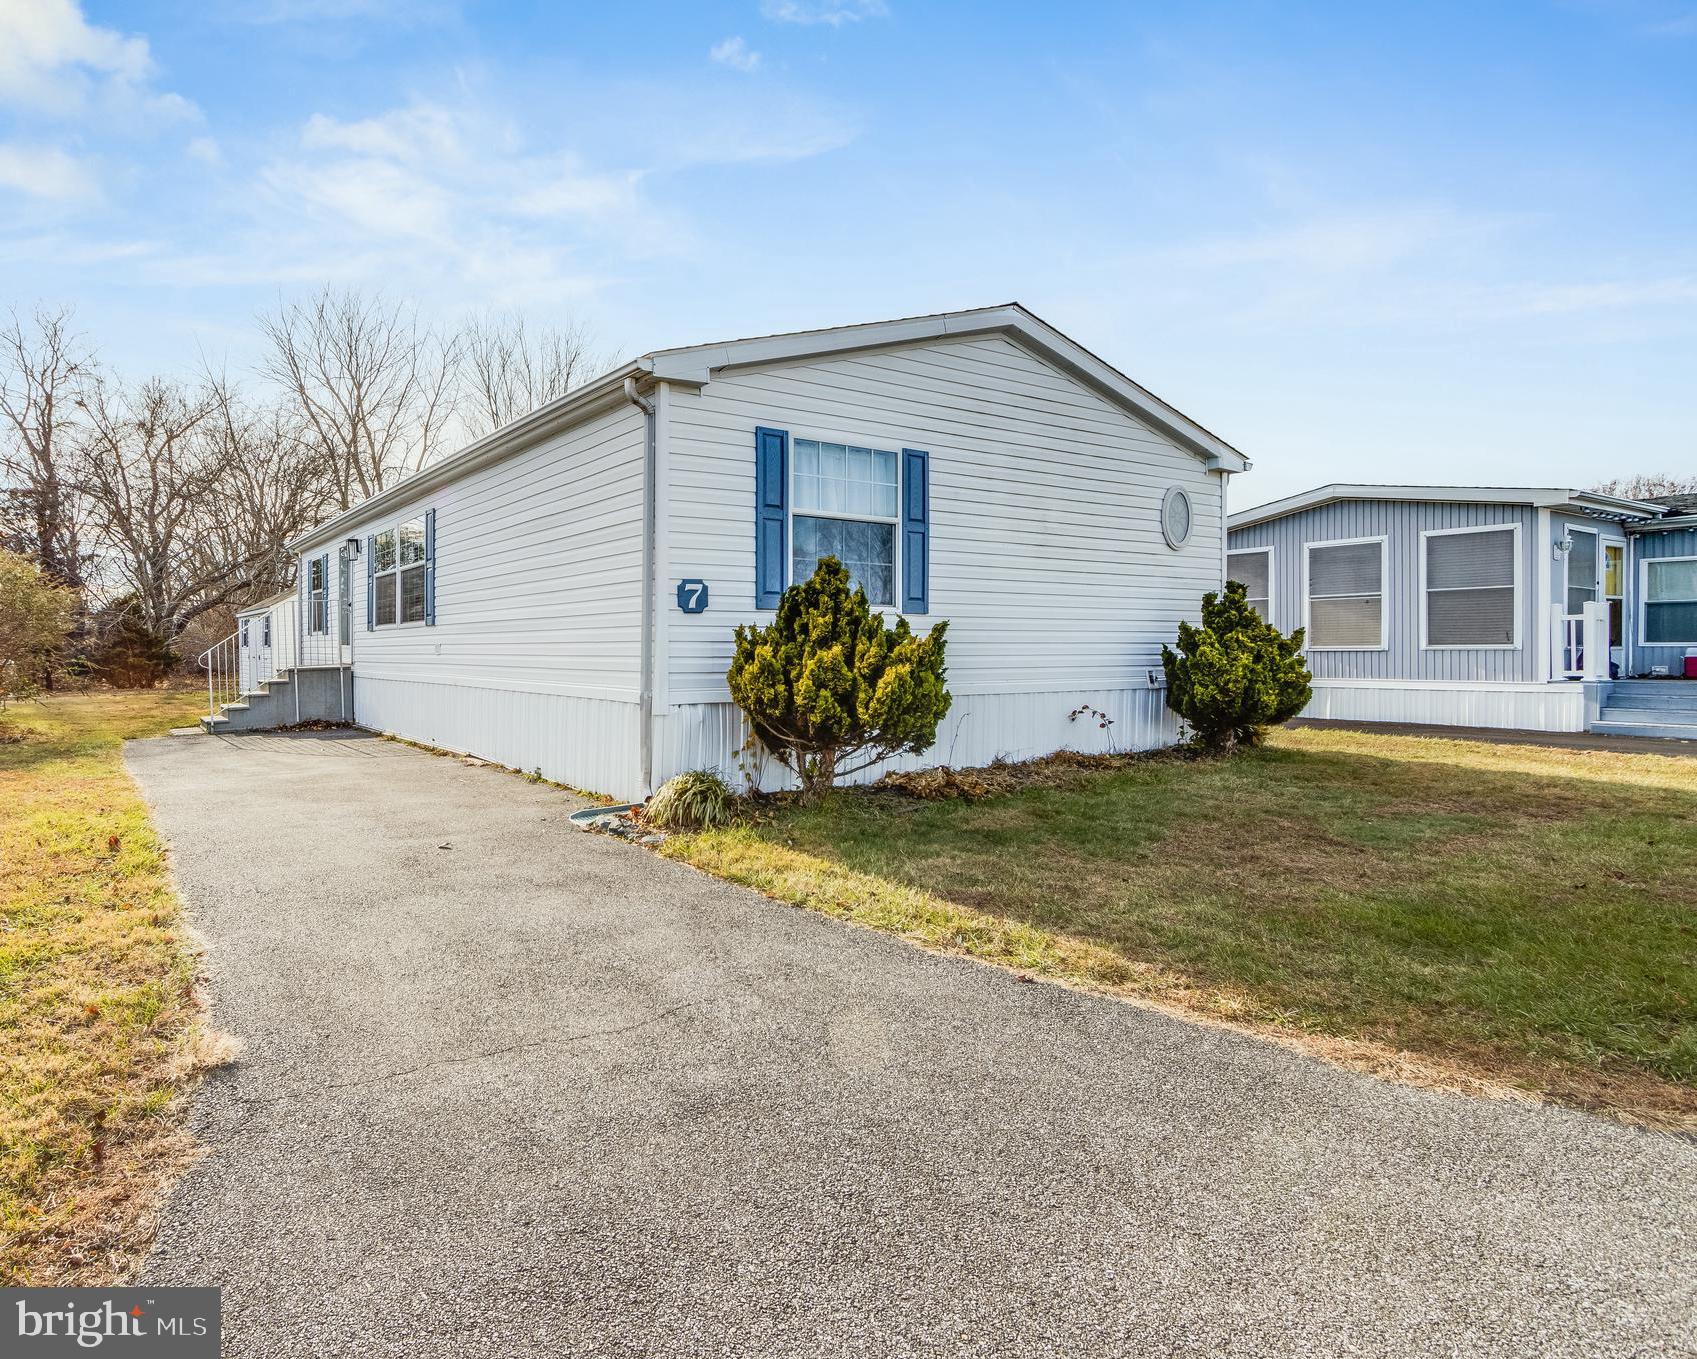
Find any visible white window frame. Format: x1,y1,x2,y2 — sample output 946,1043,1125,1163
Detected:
240,619,250,647
1640,554,1697,647
371,517,429,629
1419,522,1521,651
787,429,903,611
1604,540,1625,649
1226,545,1274,621
1303,534,1389,652
307,553,330,635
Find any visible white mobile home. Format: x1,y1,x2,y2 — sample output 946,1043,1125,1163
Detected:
204,305,1248,799
1227,484,1697,739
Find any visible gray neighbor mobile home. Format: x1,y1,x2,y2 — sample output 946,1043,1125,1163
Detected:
1227,485,1697,739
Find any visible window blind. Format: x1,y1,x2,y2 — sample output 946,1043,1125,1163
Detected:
1227,550,1270,620
1646,559,1697,644
1307,542,1383,647
1426,529,1515,646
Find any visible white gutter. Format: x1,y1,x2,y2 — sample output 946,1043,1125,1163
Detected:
623,376,657,797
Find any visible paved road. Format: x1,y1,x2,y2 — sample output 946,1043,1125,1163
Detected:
127,731,1696,1359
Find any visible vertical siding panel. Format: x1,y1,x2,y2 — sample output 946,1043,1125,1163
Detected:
663,687,1179,792
1635,526,1697,674
1228,499,1536,682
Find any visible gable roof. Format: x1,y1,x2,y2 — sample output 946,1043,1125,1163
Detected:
640,304,1249,473
236,589,294,616
1227,483,1667,532
290,304,1246,555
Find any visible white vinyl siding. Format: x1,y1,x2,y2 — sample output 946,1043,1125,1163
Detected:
1643,556,1697,645
661,333,1226,707
1305,537,1386,650
1422,525,1519,648
1226,547,1272,619
341,399,648,796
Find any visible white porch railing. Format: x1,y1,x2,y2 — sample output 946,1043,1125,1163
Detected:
199,633,240,720
1553,601,1610,681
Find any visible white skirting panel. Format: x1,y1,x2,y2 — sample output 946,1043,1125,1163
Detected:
659,685,1181,792
1302,681,1585,733
356,676,645,799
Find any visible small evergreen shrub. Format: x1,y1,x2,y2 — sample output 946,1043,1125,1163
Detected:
645,769,736,831
1161,581,1312,753
728,556,951,801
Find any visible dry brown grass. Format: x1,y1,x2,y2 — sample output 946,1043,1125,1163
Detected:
0,689,220,1284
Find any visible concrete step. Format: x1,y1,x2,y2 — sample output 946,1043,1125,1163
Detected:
1591,715,1697,741
199,714,229,733
220,702,250,713
1615,680,1697,694
1602,691,1697,711
1602,706,1697,722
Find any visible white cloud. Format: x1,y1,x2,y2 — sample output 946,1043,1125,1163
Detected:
187,136,223,166
266,156,456,240
301,104,470,163
214,99,682,305
709,36,762,72
1169,207,1496,275
0,142,101,201
0,0,196,124
761,0,888,25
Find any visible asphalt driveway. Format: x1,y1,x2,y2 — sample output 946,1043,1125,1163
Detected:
127,731,1696,1359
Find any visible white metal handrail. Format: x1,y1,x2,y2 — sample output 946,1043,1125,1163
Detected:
1559,612,1585,679
199,632,239,720
1553,602,1610,681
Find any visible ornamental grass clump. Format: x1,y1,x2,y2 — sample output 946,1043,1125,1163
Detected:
728,556,951,801
645,768,737,831
1161,580,1312,753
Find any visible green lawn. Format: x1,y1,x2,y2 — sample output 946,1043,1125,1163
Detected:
664,726,1697,1125
0,689,208,1284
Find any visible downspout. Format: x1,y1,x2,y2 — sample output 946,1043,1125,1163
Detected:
624,376,657,797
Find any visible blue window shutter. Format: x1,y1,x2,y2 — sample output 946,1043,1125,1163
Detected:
754,426,789,609
424,508,437,626
365,535,375,631
901,448,930,614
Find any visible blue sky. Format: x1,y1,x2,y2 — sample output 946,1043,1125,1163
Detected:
1,0,1693,506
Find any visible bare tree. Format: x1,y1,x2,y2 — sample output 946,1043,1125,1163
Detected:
1592,473,1697,501
0,306,95,592
459,310,599,438
198,383,327,602
75,374,292,673
259,287,460,509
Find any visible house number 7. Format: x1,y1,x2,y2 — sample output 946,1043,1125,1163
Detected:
676,579,709,614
